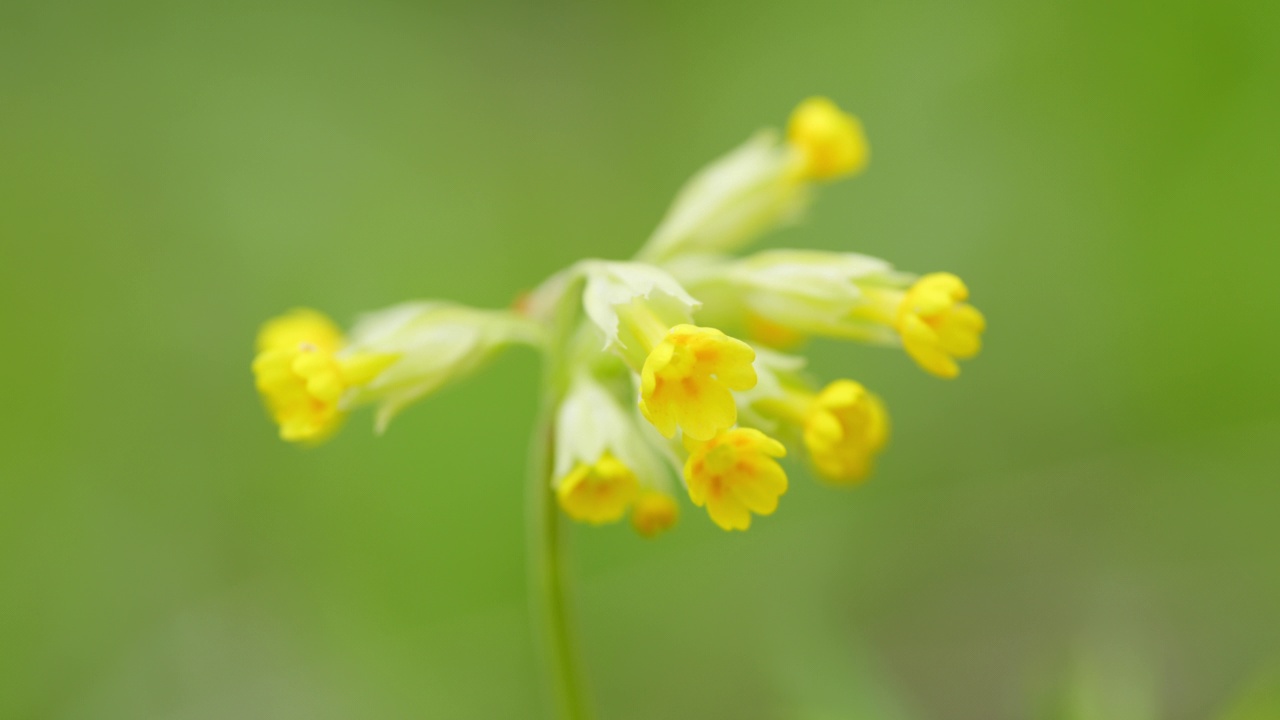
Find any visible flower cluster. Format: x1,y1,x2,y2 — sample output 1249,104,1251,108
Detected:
252,97,985,533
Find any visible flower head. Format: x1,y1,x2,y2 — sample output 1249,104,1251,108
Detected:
803,380,890,484
788,97,869,181
683,428,788,531
251,95,986,538
895,273,986,379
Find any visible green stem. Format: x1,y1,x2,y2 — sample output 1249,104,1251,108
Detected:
527,404,592,720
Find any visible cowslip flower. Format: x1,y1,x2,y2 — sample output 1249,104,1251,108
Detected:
740,352,890,485
802,380,890,483
635,96,868,265
683,428,787,531
252,96,983,534
552,372,677,530
893,273,986,378
579,261,758,442
252,302,541,441
675,250,985,378
252,308,398,442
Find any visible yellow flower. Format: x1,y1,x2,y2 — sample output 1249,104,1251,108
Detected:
639,324,757,441
631,491,679,537
579,262,758,441
788,97,869,181
556,453,641,525
252,308,395,443
803,380,889,484
895,273,986,379
683,428,787,531
685,254,984,377
671,251,988,381
742,355,890,485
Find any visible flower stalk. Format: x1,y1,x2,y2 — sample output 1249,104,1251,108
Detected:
528,394,593,720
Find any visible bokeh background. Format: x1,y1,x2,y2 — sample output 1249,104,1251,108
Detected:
3,1,1279,718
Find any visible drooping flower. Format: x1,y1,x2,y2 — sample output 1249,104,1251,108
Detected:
638,324,757,441
252,303,539,442
581,261,757,441
739,353,889,485
553,372,679,530
894,273,986,379
252,308,397,443
674,251,985,378
802,380,890,484
683,428,788,531
635,97,869,264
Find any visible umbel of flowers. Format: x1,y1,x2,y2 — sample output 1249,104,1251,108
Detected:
252,97,985,533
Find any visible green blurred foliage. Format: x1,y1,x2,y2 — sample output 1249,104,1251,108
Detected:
1215,669,1280,720
1032,636,1158,720
2,0,1278,718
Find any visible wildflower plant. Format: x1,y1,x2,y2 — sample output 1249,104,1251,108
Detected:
252,97,985,718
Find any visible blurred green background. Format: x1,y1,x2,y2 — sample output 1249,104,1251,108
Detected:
3,0,1279,718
